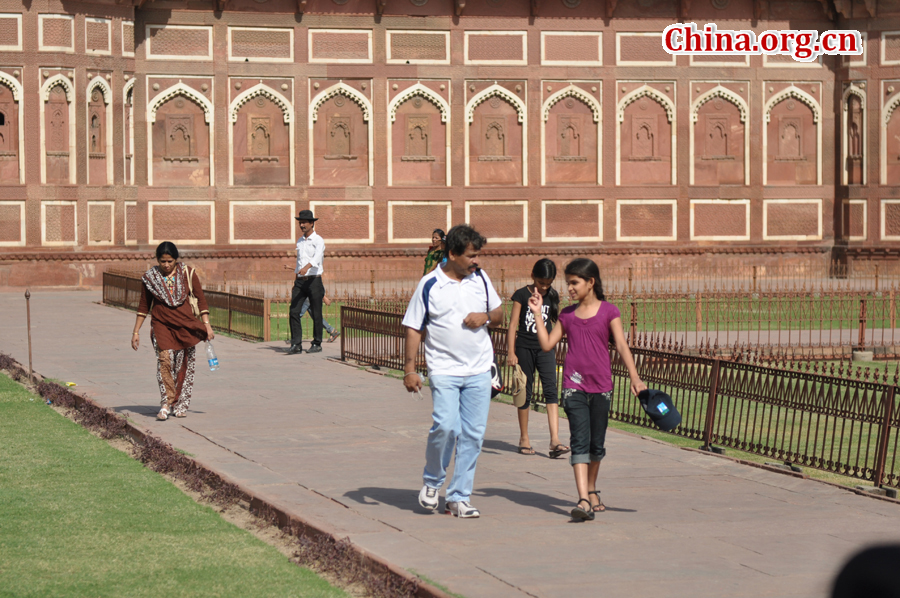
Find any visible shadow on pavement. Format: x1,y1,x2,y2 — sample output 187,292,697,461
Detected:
474,486,573,516
343,487,425,513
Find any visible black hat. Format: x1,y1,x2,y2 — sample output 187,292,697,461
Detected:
294,209,318,222
638,389,681,432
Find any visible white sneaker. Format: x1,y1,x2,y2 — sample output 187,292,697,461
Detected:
445,500,480,518
418,485,439,511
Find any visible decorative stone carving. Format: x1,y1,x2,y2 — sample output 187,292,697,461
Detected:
149,83,213,124
325,116,355,160
389,83,449,123
618,85,674,123
402,115,434,161
311,83,371,123
164,116,198,162
230,84,293,124
543,85,600,123
765,86,820,124
467,84,525,124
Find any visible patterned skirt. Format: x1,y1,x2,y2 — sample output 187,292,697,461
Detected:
152,334,196,416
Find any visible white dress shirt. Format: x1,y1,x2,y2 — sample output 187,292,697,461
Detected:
295,231,325,276
402,266,502,377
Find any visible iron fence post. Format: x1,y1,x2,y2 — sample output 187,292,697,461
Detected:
873,384,896,488
25,289,32,382
702,358,721,450
370,269,376,301
858,297,868,349
263,298,271,342
227,293,233,335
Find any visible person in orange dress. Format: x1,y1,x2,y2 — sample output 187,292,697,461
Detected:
132,242,214,421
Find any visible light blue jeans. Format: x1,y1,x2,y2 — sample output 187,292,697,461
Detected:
299,298,335,334
423,371,492,503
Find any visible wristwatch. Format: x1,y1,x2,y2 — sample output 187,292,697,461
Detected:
485,312,491,327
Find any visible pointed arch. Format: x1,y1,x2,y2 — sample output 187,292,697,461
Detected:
843,83,866,186
616,84,676,185
147,82,213,124
40,73,75,184
41,73,74,103
0,70,24,184
764,85,820,123
762,85,822,185
123,78,135,186
689,85,750,185
540,84,602,185
542,85,600,123
0,70,22,102
308,82,373,186
387,83,451,187
617,85,675,123
230,83,293,124
86,77,113,185
466,84,525,123
691,85,748,123
146,81,214,186
229,83,295,186
86,76,112,105
309,82,371,123
388,83,449,123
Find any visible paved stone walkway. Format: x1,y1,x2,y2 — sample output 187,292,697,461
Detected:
2,290,900,598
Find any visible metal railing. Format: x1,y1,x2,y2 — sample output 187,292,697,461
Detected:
340,305,900,489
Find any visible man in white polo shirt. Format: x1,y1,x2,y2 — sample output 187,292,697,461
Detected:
402,224,503,519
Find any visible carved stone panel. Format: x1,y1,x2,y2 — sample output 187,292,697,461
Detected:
766,98,817,185
0,84,19,185
545,95,598,185
391,93,445,186
846,94,863,184
88,88,107,185
313,94,368,187
619,93,673,185
152,95,210,187
693,97,744,186
233,94,290,186
469,95,522,185
45,85,69,185
124,86,133,186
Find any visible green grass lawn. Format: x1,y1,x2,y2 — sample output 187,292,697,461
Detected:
0,373,346,598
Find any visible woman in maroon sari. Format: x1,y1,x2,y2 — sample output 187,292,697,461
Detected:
131,242,214,421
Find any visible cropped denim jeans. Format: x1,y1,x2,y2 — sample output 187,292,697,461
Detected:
563,389,611,465
423,371,492,503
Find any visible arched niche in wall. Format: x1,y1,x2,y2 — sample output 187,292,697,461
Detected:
387,82,450,187
842,84,865,186
763,85,821,186
124,78,134,186
690,85,749,186
541,84,601,186
880,87,900,186
147,82,214,187
0,70,23,185
466,83,527,187
40,73,76,185
309,82,372,187
617,84,675,186
86,76,113,186
229,84,294,186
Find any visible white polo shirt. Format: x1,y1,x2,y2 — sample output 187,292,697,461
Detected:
402,265,502,377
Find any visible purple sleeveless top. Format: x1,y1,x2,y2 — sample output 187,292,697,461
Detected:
558,301,621,393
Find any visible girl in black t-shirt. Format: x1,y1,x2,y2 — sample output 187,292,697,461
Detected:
506,258,569,458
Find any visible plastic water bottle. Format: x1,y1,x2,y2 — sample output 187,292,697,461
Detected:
206,341,219,371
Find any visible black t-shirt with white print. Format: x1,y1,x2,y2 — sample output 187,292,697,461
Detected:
511,285,553,350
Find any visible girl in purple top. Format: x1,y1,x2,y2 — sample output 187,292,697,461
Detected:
529,258,645,521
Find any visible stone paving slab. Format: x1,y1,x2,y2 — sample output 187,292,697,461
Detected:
2,291,900,598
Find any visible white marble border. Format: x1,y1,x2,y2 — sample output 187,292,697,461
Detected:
386,30,450,65
762,55,823,68
308,81,373,187
124,200,137,245
0,67,25,184
881,200,900,241
86,76,114,185
0,14,22,52
464,200,528,243
0,200,25,246
145,25,213,61
689,82,750,186
309,200,375,244
762,83,822,186
540,82,602,186
689,199,750,241
464,31,527,66
148,200,216,245
228,27,294,63
85,17,111,56
847,199,867,242
616,33,675,66
842,83,866,186
228,80,295,186
616,199,677,242
39,72,76,184
387,201,452,243
38,15,74,53
882,31,900,65
616,82,676,186
122,21,134,57
124,78,135,186
229,200,296,245
41,200,77,246
689,54,749,67
87,200,115,246
387,81,451,187
540,32,601,66
541,200,602,242
762,199,822,241
464,83,527,187
308,29,373,64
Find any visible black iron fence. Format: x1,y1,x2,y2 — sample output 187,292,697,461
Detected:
340,305,900,489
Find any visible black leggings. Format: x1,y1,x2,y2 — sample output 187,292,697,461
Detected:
514,344,559,409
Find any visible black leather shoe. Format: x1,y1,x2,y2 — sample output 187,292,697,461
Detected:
286,344,303,355
307,344,322,353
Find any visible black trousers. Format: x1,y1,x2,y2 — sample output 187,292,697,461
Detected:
514,344,559,409
289,276,324,346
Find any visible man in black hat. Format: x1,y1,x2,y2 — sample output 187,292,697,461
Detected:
284,209,326,354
